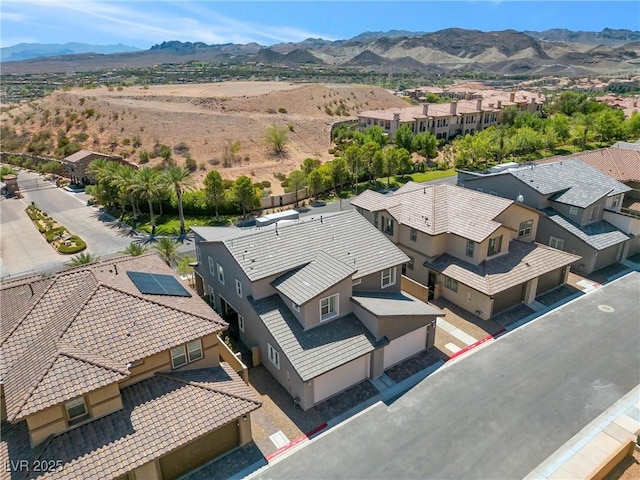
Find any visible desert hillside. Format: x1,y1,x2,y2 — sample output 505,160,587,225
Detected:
0,82,407,192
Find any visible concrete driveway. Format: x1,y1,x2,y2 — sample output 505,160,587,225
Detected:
252,272,640,480
1,171,137,279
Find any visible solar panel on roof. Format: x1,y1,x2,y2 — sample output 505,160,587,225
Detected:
126,271,191,297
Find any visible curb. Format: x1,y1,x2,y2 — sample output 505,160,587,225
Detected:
264,422,328,462
446,328,505,362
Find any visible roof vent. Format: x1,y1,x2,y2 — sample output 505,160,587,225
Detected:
516,194,524,203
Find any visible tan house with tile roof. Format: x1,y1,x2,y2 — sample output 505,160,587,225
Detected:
0,254,261,480
63,150,133,185
351,182,580,320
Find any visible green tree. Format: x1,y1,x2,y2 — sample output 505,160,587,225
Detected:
358,141,380,182
66,252,100,267
383,147,399,186
412,132,437,158
120,242,148,256
87,158,121,208
134,167,163,236
203,170,225,219
574,113,595,149
371,150,385,182
500,106,520,127
394,124,414,152
112,164,140,219
511,127,545,156
490,125,511,163
163,166,195,235
177,254,196,287
307,169,324,202
232,175,259,217
327,157,349,191
153,237,179,266
301,158,321,176
627,111,640,139
396,148,412,177
287,170,307,206
548,114,571,143
264,124,289,156
549,91,589,117
594,108,625,142
354,125,386,148
343,144,360,182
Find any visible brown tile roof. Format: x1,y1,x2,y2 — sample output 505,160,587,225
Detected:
536,147,640,183
351,182,513,242
1,364,261,480
63,149,122,163
0,254,227,422
426,240,580,295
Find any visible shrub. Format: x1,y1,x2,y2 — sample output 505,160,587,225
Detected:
278,107,287,114
325,107,334,116
266,108,276,114
57,236,86,254
173,142,190,155
274,172,286,181
261,180,271,188
288,124,295,132
46,227,66,243
184,156,197,172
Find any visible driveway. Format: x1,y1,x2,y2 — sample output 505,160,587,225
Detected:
0,171,136,279
251,272,640,480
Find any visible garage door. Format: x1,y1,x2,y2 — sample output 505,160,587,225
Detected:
594,245,620,271
313,355,370,404
536,268,564,295
159,421,238,480
384,326,428,369
492,283,525,314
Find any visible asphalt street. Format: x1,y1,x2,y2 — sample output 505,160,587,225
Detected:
253,272,640,480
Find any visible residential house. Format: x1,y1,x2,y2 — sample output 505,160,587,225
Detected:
63,150,132,185
458,159,634,274
0,254,261,480
534,144,640,255
192,211,442,411
351,182,579,320
360,91,543,140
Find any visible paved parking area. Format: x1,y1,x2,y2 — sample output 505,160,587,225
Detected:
0,171,136,279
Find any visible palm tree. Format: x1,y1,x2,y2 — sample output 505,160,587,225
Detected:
163,166,194,235
134,167,163,236
153,237,179,266
120,242,148,256
113,164,140,219
65,252,100,268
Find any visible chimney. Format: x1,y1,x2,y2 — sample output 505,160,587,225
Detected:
422,103,429,116
509,92,515,102
497,100,502,109
476,98,482,111
393,113,400,122
450,102,457,115
531,97,535,104
537,91,542,99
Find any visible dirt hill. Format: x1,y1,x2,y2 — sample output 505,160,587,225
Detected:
0,82,407,193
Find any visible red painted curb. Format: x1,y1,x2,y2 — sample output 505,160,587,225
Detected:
265,422,328,462
447,329,504,361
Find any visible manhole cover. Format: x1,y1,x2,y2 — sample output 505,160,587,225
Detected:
598,305,615,313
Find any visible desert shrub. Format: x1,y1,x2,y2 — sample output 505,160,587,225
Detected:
325,107,334,116
132,135,142,148
208,158,220,166
274,172,286,181
266,108,277,114
139,150,150,163
173,142,190,155
288,124,295,132
122,138,131,146
83,108,95,118
184,156,197,172
73,132,89,143
278,107,287,114
328,148,336,155
261,180,271,188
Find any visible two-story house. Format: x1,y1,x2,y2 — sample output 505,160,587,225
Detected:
63,150,133,185
457,159,633,274
351,182,580,320
192,211,442,411
0,254,261,480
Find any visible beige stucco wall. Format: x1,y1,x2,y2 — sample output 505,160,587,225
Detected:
476,226,512,263
439,276,493,320
495,204,539,242
131,460,161,480
302,276,353,329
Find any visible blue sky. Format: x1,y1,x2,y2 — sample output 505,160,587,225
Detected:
1,1,639,48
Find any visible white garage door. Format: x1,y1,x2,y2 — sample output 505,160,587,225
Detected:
384,326,428,369
313,355,370,404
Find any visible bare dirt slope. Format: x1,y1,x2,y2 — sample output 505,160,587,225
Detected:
1,82,407,193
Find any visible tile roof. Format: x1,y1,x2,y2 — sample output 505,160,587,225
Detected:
0,254,226,422
541,208,632,250
194,211,409,282
549,184,614,209
63,149,121,163
506,159,631,200
272,251,356,306
425,240,580,295
351,183,513,242
351,291,443,317
0,364,260,480
251,295,378,381
536,146,640,183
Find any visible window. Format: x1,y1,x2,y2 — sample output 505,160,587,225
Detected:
466,240,475,257
518,220,533,239
374,212,379,227
171,345,188,369
381,267,396,288
187,339,203,362
65,397,89,425
487,235,503,256
268,343,280,369
196,246,201,264
208,256,215,276
216,263,225,285
292,302,300,312
235,279,243,298
549,236,565,250
569,206,579,216
612,195,621,208
589,205,599,222
208,285,215,306
352,278,362,286
238,315,245,332
320,294,338,321
384,217,394,235
410,228,417,242
402,258,414,275
444,276,458,292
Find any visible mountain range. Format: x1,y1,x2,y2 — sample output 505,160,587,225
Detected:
0,42,141,62
2,28,639,76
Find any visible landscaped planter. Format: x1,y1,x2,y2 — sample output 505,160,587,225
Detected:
26,204,87,254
